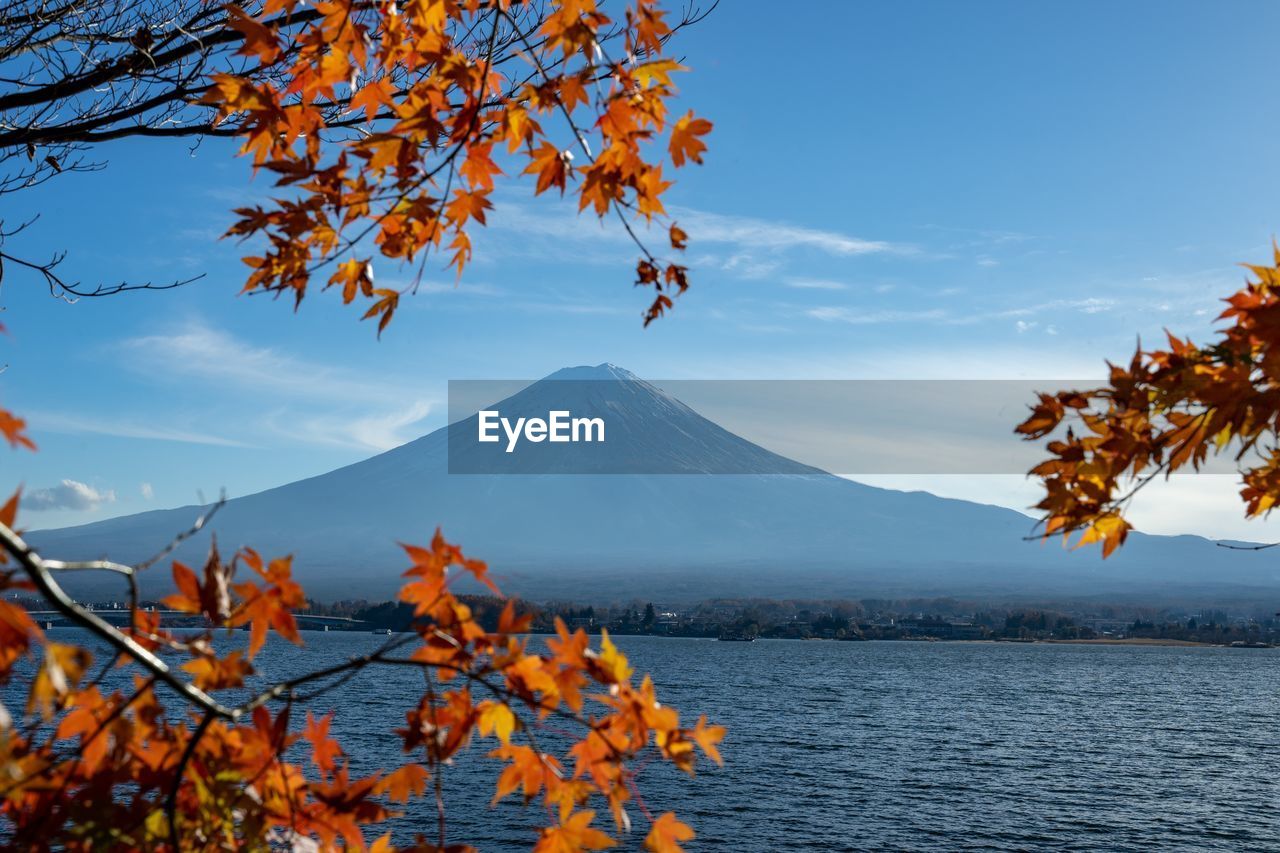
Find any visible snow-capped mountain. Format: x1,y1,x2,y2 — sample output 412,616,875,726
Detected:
30,364,1279,602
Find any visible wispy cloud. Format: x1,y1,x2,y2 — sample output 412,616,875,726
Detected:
401,280,503,297
270,401,432,452
993,297,1115,319
28,411,253,448
806,296,1119,328
738,323,795,334
25,480,115,512
672,208,909,257
120,324,401,405
808,307,948,324
482,199,909,274
784,277,849,291
918,224,1038,248
722,253,780,280
115,322,438,451
913,224,1040,269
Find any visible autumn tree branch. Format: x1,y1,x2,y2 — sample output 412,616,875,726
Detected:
0,521,235,717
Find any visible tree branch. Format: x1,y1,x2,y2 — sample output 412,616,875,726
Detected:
0,521,235,719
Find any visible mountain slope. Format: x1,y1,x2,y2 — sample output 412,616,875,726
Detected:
30,365,1280,602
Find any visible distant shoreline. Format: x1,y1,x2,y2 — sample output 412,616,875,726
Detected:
837,637,1231,647
1040,637,1221,647
522,634,1238,647
752,636,1253,648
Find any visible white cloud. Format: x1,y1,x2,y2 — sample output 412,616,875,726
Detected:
785,278,849,291
140,482,154,500
25,480,116,512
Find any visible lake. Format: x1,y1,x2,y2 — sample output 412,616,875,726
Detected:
30,631,1280,850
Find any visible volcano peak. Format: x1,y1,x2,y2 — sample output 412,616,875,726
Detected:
542,363,639,382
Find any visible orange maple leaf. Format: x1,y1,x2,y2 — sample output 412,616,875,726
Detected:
668,111,712,167
644,813,695,853
534,810,616,853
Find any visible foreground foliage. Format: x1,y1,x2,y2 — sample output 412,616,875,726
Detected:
0,2,722,847
1,0,711,328
1019,247,1280,556
0,514,722,850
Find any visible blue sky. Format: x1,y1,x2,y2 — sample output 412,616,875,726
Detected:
4,0,1280,539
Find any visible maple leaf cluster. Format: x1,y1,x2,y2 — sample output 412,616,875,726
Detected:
207,0,711,333
0,505,722,850
1017,245,1280,557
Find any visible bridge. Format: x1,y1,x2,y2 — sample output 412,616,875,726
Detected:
26,608,369,628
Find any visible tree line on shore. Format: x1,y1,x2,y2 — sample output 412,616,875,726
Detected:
292,595,1280,644
19,592,1277,644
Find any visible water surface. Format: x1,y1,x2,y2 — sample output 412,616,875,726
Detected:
36,632,1280,850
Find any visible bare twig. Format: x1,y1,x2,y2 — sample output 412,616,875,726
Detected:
136,491,225,571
